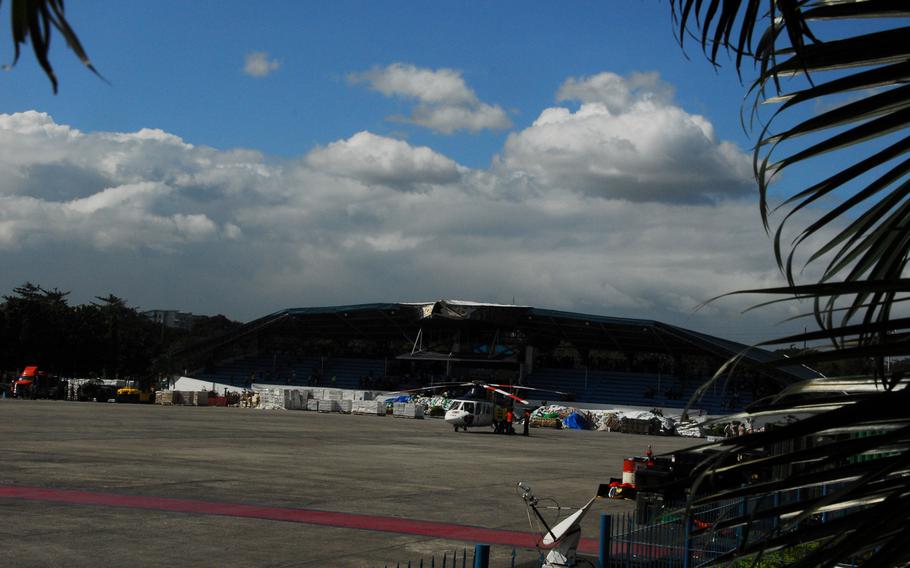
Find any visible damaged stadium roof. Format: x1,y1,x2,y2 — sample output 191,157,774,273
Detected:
179,300,818,382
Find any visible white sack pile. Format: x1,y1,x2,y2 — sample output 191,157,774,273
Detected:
393,402,424,419
258,388,309,410
529,404,702,436
351,400,385,415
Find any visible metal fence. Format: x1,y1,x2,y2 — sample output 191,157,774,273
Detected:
603,487,845,568
387,488,845,567
384,502,748,568
602,499,746,567
385,544,498,568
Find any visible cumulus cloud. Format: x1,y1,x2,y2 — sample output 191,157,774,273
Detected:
348,63,511,134
243,51,280,77
497,71,753,204
0,112,251,252
305,131,463,191
350,63,475,104
556,71,675,112
0,94,816,341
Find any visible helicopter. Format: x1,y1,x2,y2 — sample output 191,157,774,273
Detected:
387,381,567,432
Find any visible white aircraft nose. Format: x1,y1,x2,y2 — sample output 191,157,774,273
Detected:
444,410,467,424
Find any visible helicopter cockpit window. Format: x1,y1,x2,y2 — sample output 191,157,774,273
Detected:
463,402,474,414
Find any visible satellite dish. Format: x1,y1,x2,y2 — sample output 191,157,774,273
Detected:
519,482,599,567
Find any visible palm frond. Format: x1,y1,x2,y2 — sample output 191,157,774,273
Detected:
670,2,910,564
675,1,910,361
676,378,910,566
4,0,101,92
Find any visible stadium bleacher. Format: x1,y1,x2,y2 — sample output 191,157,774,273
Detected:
524,367,739,414
195,355,744,413
193,354,386,390
178,301,813,413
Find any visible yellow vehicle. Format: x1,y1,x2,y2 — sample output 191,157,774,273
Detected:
116,381,154,403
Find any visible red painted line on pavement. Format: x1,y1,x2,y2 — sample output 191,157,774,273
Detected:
0,485,599,553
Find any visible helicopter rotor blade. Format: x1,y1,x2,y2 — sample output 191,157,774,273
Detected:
382,382,476,396
385,381,555,404
487,384,568,397
482,384,529,405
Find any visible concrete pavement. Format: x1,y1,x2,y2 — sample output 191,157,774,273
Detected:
0,400,700,567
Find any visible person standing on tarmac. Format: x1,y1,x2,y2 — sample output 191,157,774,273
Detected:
506,407,515,435
523,409,531,436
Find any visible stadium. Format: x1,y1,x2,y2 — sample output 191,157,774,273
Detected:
178,299,817,414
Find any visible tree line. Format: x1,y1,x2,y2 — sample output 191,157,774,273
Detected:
0,282,240,381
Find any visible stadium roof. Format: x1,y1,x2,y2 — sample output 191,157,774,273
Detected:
181,300,818,381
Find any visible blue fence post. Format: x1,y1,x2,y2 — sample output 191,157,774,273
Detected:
599,513,612,568
473,544,490,568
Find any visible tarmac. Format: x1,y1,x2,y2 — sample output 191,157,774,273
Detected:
0,399,702,567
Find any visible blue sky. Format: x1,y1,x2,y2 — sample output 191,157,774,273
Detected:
2,1,752,165
0,1,864,343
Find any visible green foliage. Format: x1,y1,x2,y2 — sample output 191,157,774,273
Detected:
732,542,821,567
0,282,239,379
2,282,71,372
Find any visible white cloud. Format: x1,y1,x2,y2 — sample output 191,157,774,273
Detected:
0,109,79,138
305,131,463,191
243,51,280,77
0,90,818,342
497,72,753,203
408,102,512,135
67,182,171,214
556,71,675,112
349,63,511,134
350,63,475,105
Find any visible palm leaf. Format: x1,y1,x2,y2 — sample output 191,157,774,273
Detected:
3,0,101,92
675,379,910,566
670,2,910,564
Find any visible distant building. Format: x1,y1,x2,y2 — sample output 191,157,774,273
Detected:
174,300,820,413
143,309,194,330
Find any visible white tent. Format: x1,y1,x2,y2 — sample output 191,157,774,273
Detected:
172,376,245,394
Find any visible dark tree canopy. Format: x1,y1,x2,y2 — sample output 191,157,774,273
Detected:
0,282,239,380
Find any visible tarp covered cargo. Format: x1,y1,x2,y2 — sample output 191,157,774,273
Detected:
563,412,588,430
385,395,411,403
